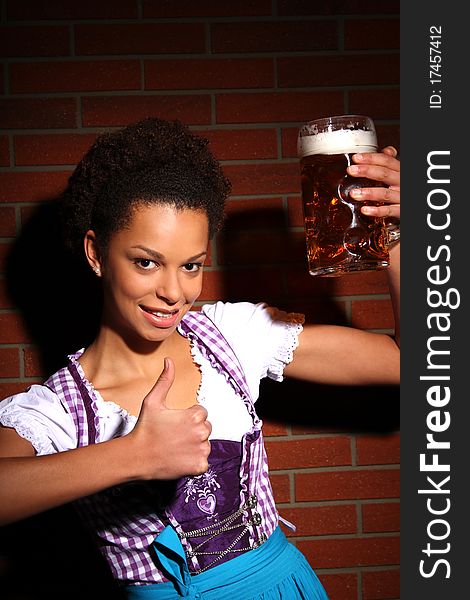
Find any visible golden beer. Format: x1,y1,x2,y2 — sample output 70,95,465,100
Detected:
298,116,390,277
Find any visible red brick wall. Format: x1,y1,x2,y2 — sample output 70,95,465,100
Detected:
0,1,400,598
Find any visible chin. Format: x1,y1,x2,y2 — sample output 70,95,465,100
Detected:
142,325,177,341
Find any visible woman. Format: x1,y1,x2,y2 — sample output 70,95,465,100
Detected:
0,118,400,599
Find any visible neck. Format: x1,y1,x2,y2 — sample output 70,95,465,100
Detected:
80,321,182,384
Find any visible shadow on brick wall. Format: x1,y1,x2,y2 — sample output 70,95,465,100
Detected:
259,377,399,433
6,198,102,376
218,204,351,323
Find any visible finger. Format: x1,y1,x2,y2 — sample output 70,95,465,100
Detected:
145,357,175,409
351,151,400,173
188,403,209,423
199,421,212,443
347,163,400,188
361,204,400,219
350,185,400,205
349,149,400,188
192,445,211,476
381,145,398,158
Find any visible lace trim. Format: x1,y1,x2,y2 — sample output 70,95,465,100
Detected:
0,410,55,455
185,330,248,402
68,349,137,428
186,335,209,406
267,312,305,382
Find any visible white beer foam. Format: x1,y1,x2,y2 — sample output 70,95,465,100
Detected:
298,128,377,157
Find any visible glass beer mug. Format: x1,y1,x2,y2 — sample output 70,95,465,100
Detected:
297,114,399,277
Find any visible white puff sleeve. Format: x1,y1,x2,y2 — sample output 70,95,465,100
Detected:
0,385,77,455
201,301,304,401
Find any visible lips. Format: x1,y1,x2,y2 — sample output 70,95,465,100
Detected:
140,305,181,328
142,307,178,318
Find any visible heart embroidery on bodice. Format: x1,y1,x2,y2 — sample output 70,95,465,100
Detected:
197,493,217,515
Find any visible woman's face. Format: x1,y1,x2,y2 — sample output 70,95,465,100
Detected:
98,203,209,344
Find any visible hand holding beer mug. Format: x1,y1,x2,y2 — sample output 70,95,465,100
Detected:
298,115,400,276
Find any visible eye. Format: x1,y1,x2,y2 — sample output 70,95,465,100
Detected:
183,262,203,273
134,258,157,270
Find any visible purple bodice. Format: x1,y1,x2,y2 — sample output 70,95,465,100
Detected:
170,440,243,532
164,439,262,573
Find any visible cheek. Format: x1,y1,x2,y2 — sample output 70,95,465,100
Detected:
111,270,145,300
186,276,203,301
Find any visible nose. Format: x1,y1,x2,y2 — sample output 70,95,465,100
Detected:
155,269,183,305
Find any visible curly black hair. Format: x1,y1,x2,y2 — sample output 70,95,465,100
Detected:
60,117,231,257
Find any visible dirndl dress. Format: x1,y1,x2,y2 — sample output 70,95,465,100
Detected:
44,308,329,599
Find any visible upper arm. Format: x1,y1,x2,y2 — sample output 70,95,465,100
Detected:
0,425,36,457
284,323,400,386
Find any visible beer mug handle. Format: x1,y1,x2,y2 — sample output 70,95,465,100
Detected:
385,218,400,248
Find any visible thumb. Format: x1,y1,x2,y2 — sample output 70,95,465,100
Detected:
144,357,175,410
381,145,398,158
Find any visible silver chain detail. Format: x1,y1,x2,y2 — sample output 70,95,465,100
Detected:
178,494,265,574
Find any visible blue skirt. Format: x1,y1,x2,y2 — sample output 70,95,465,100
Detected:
125,526,329,599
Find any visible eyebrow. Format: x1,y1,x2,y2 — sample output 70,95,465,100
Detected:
131,245,207,262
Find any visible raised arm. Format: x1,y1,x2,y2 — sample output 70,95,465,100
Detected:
349,145,400,346
284,146,400,386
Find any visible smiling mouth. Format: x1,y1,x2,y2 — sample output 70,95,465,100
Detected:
140,306,180,319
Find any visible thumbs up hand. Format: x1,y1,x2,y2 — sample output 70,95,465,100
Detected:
129,358,211,481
